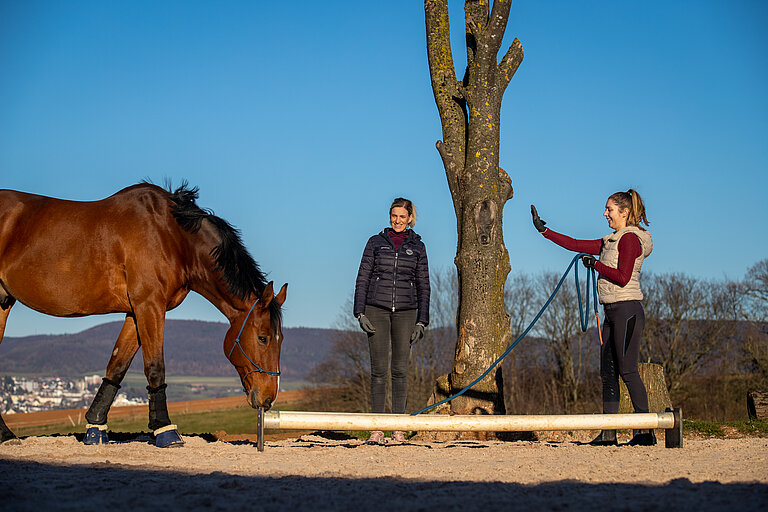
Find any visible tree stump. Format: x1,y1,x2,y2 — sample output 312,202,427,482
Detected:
747,390,768,421
412,374,534,442
618,362,672,413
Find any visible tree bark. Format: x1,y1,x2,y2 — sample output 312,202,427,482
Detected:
424,0,523,438
618,363,673,413
747,390,768,421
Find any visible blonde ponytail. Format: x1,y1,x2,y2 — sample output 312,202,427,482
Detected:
608,189,650,229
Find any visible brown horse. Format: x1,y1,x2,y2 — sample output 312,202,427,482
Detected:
0,183,287,446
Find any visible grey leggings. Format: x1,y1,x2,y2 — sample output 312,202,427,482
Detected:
600,300,649,414
365,305,417,414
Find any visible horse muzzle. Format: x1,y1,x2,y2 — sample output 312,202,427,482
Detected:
247,386,275,410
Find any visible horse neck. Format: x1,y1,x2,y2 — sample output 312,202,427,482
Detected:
183,220,253,324
189,273,252,325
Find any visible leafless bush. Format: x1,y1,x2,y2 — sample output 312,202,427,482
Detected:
501,270,600,414
306,299,371,412
741,259,768,386
642,273,740,392
530,272,596,411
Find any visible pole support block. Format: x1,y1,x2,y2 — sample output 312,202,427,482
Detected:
664,407,683,448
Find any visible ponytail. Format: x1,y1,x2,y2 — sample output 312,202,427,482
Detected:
608,189,650,229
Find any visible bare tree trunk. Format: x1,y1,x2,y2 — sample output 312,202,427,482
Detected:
618,363,672,413
424,0,523,436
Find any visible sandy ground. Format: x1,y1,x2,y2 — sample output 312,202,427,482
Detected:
1,432,766,511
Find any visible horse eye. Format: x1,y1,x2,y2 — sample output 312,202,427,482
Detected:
258,336,268,345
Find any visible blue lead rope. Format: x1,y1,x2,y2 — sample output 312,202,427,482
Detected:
574,254,600,332
411,252,599,416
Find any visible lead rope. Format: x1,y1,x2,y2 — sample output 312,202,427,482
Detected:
412,252,599,416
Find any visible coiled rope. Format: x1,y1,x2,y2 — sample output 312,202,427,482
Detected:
412,252,600,416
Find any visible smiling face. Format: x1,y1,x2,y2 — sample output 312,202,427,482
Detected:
390,206,412,233
604,199,630,231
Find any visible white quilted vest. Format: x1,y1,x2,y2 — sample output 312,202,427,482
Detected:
597,226,653,304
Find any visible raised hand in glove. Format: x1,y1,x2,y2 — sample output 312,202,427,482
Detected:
530,205,547,233
357,314,376,334
410,323,425,345
581,255,597,269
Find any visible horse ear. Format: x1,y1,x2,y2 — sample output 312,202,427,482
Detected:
274,283,288,306
260,281,274,305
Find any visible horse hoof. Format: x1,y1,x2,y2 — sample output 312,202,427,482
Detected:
84,424,109,445
154,425,184,448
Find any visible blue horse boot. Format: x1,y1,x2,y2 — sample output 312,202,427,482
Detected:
84,424,109,445
154,424,185,448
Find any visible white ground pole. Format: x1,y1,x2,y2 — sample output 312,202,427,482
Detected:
256,407,683,452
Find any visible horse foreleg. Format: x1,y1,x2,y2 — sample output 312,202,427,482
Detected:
136,305,184,447
83,316,140,444
0,300,21,444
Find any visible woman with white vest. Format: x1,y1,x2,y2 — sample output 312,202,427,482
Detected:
531,189,656,446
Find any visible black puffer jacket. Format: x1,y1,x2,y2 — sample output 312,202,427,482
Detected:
354,228,430,325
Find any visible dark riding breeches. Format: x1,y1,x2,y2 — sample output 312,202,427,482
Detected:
600,300,649,414
365,305,417,415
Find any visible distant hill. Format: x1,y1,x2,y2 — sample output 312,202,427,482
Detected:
0,320,337,382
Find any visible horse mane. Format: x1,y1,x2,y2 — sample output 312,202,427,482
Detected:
163,182,282,330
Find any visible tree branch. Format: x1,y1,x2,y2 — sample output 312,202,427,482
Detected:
464,0,488,65
437,140,464,246
497,166,514,202
498,37,524,91
426,0,467,188
487,0,511,53
436,140,454,177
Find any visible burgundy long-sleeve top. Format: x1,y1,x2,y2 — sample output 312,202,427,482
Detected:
543,228,641,287
388,229,409,251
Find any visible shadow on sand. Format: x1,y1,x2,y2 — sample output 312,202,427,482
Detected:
1,456,765,512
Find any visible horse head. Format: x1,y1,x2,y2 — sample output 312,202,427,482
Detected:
223,281,287,410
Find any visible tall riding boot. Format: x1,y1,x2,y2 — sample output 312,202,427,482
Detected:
589,429,618,446
628,429,657,446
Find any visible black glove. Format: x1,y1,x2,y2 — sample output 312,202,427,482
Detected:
530,205,547,233
581,255,597,269
410,323,425,345
357,314,376,334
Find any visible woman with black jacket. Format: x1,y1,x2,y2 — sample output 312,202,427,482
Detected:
354,197,430,444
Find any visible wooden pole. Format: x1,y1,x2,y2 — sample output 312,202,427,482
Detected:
263,410,676,432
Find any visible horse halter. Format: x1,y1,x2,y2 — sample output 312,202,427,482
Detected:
228,300,281,378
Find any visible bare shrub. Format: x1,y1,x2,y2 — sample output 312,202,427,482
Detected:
530,272,597,412
642,273,740,392
741,259,768,387
501,271,600,414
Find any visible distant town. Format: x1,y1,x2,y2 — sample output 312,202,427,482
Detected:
1,375,147,415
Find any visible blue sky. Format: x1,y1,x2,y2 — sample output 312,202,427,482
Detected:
1,0,766,337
